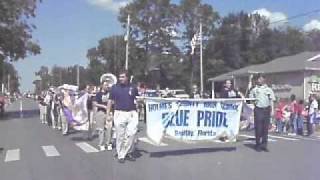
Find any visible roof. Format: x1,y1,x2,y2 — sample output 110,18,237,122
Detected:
208,51,320,82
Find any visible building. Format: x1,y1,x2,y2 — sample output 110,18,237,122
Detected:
208,52,320,100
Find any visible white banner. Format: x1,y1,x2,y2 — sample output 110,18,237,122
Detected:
145,98,245,145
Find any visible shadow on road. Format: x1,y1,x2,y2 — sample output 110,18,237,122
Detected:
243,143,260,152
0,109,40,120
149,146,236,158
236,137,255,142
70,134,97,142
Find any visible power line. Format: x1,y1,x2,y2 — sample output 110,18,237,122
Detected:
269,9,320,25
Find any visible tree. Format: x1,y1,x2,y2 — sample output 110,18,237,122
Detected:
50,66,63,87
0,62,20,93
35,66,50,91
87,35,147,85
305,30,320,51
0,0,41,61
179,0,219,89
119,0,180,56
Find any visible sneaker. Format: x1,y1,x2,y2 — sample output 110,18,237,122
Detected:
107,144,112,151
99,145,106,151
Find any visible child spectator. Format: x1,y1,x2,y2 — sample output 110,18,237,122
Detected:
275,98,286,133
296,100,305,135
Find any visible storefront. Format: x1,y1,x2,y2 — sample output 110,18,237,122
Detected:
208,52,320,101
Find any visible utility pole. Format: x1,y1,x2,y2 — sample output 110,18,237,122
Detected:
59,68,62,85
7,74,10,94
76,65,80,87
125,14,130,70
199,22,203,97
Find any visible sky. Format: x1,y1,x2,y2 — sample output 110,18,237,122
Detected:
13,0,320,92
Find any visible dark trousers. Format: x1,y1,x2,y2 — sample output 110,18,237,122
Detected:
254,107,271,147
306,116,313,136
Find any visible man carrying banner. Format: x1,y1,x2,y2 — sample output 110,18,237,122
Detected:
220,79,244,98
107,70,139,163
249,74,275,152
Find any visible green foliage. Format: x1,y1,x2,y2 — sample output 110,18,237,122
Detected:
35,1,320,94
0,61,20,93
0,0,41,61
119,0,180,54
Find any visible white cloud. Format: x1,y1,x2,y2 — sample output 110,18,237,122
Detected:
252,8,288,28
303,19,320,32
87,0,129,12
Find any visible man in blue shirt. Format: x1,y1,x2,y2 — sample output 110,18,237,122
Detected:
107,70,139,163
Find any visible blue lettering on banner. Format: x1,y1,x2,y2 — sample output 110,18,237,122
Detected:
175,130,194,136
178,101,200,107
220,102,239,111
148,104,159,112
162,110,190,127
198,130,216,136
197,111,228,128
159,102,172,110
204,102,217,108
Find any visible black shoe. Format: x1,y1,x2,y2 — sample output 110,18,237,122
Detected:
126,153,136,161
255,145,262,152
260,146,269,152
118,158,125,163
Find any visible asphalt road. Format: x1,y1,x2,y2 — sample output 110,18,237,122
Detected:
0,98,319,180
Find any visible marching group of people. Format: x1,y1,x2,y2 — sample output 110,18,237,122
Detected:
38,70,141,163
36,70,320,158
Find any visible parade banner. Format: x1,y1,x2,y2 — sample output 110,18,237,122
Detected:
145,98,245,145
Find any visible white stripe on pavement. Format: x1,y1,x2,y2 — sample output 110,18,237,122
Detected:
75,142,99,153
238,134,256,139
238,135,277,142
5,149,20,162
268,135,299,141
242,139,277,143
138,137,168,146
42,145,60,157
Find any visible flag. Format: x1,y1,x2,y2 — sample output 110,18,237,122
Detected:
190,32,201,55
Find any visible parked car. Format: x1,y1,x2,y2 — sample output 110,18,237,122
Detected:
172,89,190,99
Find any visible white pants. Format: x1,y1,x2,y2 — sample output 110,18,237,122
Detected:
60,109,68,134
114,110,138,159
95,111,113,146
50,109,56,128
39,104,44,123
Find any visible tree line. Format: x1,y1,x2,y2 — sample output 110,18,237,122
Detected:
32,0,320,94
0,0,41,93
